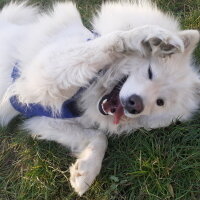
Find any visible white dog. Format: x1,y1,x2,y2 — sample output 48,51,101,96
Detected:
0,0,199,196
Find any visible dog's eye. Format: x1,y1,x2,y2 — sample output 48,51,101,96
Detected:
148,65,153,80
156,98,164,106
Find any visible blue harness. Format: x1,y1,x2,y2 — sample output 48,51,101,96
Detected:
10,32,101,119
10,63,85,118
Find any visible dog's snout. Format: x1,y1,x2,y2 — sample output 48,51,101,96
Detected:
125,94,144,114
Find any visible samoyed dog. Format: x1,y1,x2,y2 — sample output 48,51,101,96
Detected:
0,0,199,196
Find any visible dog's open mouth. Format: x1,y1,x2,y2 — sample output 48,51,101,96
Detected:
98,76,127,124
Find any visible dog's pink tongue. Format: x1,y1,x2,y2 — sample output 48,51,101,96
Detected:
113,105,124,124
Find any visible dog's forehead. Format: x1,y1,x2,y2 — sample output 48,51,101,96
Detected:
149,57,192,81
124,56,180,76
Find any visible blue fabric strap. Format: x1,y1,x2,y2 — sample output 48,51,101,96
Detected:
10,63,84,119
87,30,100,41
11,62,20,81
10,95,82,118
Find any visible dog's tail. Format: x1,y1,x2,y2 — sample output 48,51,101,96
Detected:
47,2,82,25
0,2,39,25
92,0,179,35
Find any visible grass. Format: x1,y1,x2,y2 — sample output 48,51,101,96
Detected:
0,0,200,199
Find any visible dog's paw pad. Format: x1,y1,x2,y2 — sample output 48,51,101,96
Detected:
160,43,175,51
70,159,99,196
150,37,162,46
144,33,184,57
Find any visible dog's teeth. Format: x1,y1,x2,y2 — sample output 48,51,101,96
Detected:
100,98,109,115
102,99,107,104
108,112,114,116
101,104,108,115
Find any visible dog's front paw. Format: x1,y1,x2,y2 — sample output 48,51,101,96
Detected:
142,27,184,57
121,26,184,57
70,158,101,196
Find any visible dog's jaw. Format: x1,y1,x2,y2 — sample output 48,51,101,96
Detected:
98,76,128,124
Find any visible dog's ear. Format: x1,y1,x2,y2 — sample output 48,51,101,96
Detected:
178,30,200,54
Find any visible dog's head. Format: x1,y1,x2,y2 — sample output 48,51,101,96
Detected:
96,30,200,129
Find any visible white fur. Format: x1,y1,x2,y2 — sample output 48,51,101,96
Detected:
0,1,199,196
0,2,39,24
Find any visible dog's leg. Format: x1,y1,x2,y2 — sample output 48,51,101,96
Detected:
16,25,184,106
69,132,107,196
14,33,128,105
23,117,108,196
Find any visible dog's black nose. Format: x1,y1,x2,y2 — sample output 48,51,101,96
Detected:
125,94,144,114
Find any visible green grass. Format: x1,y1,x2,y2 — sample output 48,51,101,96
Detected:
0,0,200,199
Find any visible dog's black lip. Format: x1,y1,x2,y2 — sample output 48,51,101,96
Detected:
98,75,128,115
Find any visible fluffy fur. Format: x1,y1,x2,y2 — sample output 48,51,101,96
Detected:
0,0,199,196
